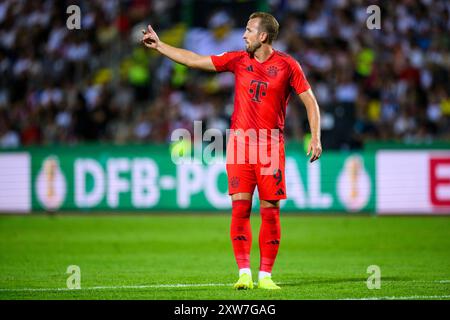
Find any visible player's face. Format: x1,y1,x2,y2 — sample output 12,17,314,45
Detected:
243,19,262,54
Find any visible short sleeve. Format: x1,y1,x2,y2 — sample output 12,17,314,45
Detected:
210,51,243,73
289,59,311,94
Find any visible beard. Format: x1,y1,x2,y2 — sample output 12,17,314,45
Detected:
246,41,262,55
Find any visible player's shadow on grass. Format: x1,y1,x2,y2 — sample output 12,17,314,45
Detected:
280,276,408,287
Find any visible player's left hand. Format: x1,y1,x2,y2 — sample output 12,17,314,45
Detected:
307,137,322,163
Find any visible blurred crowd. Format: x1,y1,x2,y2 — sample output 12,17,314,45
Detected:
0,0,449,149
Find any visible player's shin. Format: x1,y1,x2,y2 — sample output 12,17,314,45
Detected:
230,200,252,272
259,206,281,275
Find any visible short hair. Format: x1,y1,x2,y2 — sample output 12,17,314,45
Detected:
249,12,279,44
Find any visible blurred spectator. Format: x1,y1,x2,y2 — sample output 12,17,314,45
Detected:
184,10,243,55
0,0,449,150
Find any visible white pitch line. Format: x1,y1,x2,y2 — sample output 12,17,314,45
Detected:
1,280,449,294
342,295,450,300
0,283,233,292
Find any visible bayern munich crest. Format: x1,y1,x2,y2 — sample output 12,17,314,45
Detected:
230,176,240,188
267,66,278,78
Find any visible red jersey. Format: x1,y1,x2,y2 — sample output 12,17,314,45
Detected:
211,50,310,144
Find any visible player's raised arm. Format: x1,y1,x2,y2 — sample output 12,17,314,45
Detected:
142,25,216,71
299,89,322,163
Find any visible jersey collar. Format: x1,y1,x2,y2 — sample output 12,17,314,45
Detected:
249,49,276,64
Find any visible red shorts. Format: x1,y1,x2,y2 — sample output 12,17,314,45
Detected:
225,135,286,200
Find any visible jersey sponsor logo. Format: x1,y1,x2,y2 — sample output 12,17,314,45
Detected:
249,79,268,102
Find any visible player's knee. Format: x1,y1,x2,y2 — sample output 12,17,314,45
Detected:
260,199,279,208
232,199,252,219
260,207,280,223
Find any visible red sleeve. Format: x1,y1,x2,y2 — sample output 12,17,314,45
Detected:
210,51,243,73
289,59,310,94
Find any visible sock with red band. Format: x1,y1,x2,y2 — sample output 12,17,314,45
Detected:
259,206,281,273
230,200,252,270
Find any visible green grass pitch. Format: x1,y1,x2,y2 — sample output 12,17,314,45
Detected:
0,213,449,300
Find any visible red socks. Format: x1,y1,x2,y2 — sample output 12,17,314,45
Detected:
259,207,281,273
230,200,252,269
230,201,281,273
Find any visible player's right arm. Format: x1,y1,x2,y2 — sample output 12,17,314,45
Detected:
142,25,216,72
